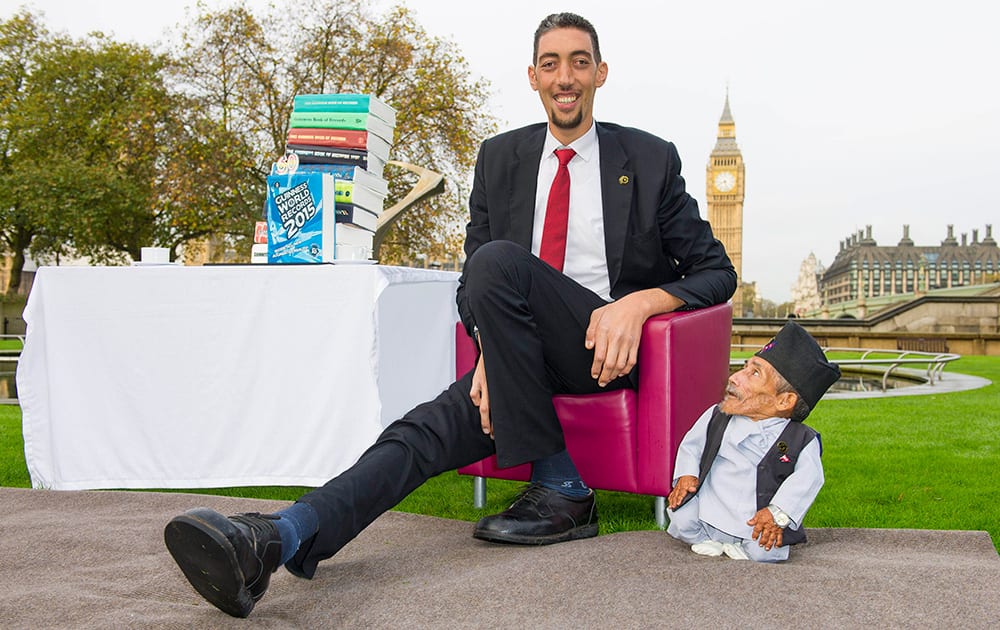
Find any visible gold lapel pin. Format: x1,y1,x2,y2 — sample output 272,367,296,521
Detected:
618,175,629,185
778,441,788,453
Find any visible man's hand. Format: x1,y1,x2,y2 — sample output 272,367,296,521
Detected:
469,355,492,439
748,508,784,551
667,475,699,509
585,289,683,387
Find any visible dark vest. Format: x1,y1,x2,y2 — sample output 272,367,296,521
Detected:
677,406,820,546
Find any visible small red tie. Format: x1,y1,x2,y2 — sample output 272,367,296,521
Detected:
539,148,576,271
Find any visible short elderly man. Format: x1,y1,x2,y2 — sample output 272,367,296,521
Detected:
666,321,840,562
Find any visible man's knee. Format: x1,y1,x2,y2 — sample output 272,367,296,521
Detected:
376,376,492,474
464,241,533,286
666,501,706,543
741,540,789,563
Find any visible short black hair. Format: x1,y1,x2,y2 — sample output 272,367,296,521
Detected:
532,13,601,64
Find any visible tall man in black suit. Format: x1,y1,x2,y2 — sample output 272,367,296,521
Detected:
164,12,736,618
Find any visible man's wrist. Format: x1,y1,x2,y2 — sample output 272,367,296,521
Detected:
767,504,791,528
633,287,683,317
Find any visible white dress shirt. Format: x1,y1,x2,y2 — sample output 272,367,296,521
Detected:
530,123,611,301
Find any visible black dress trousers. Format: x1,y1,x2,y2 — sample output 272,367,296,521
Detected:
290,241,635,578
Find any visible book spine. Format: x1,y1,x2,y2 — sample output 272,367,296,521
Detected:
333,181,354,204
293,94,396,127
289,111,367,130
299,163,358,180
301,163,386,195
285,145,368,167
299,155,367,169
286,128,369,150
294,94,371,112
289,112,393,145
333,181,386,211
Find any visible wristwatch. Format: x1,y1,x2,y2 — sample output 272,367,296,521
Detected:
767,505,791,528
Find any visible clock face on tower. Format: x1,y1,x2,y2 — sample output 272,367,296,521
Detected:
714,171,736,193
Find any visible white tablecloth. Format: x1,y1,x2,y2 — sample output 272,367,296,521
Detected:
17,264,460,490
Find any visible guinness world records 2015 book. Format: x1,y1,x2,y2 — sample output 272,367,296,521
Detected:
266,172,381,263
266,172,339,263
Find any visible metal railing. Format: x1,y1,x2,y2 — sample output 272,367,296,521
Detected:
0,333,25,345
731,345,961,392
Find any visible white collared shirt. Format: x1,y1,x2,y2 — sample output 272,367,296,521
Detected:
531,123,611,301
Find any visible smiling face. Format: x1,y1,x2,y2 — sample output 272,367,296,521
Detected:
528,27,608,145
719,356,798,421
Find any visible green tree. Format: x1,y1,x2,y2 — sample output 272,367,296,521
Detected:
172,0,497,263
20,34,173,263
0,9,263,278
1,2,494,279
0,10,48,291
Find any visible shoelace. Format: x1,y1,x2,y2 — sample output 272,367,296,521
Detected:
229,513,281,588
231,513,279,544
511,483,551,507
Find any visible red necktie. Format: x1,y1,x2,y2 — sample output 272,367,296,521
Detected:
539,148,576,271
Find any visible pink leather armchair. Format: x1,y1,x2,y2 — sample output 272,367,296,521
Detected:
455,302,732,527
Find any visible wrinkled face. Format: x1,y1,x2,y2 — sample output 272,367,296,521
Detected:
719,356,796,421
527,27,608,145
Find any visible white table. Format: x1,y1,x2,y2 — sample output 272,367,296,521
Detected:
17,264,461,490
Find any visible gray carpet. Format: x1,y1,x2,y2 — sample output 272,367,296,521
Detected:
0,487,997,629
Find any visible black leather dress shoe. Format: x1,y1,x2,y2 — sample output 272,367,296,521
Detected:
473,483,598,545
164,508,282,618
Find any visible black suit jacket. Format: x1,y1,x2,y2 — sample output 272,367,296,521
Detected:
457,122,736,332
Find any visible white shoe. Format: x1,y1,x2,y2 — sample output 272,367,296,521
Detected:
722,542,750,560
690,541,725,557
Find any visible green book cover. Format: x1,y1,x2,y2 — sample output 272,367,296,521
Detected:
288,111,394,144
289,111,367,130
333,180,385,212
293,93,396,126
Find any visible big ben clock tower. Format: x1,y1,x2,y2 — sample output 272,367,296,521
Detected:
706,92,746,312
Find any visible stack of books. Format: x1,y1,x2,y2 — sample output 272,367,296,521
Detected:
286,93,395,177
264,93,396,264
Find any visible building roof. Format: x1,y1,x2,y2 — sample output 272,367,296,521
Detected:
719,93,734,124
712,93,740,153
822,225,999,281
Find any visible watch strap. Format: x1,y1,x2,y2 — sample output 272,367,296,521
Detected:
767,504,791,527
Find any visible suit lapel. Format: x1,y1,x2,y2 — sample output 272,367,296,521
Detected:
507,126,547,248
597,124,633,289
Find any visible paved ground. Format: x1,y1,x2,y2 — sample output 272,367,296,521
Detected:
2,487,998,629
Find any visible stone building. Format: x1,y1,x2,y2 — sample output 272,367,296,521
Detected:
820,224,999,306
791,252,825,315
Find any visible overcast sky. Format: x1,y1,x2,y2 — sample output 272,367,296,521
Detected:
5,0,998,302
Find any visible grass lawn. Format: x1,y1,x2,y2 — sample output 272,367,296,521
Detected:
2,356,997,550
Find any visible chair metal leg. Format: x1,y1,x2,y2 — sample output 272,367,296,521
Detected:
654,496,667,529
473,476,486,508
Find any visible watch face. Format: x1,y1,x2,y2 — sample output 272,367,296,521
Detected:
714,171,736,192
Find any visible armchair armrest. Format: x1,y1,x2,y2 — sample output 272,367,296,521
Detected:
634,303,732,495
456,323,479,377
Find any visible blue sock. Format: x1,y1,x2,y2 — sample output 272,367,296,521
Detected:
272,502,320,566
530,449,590,497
